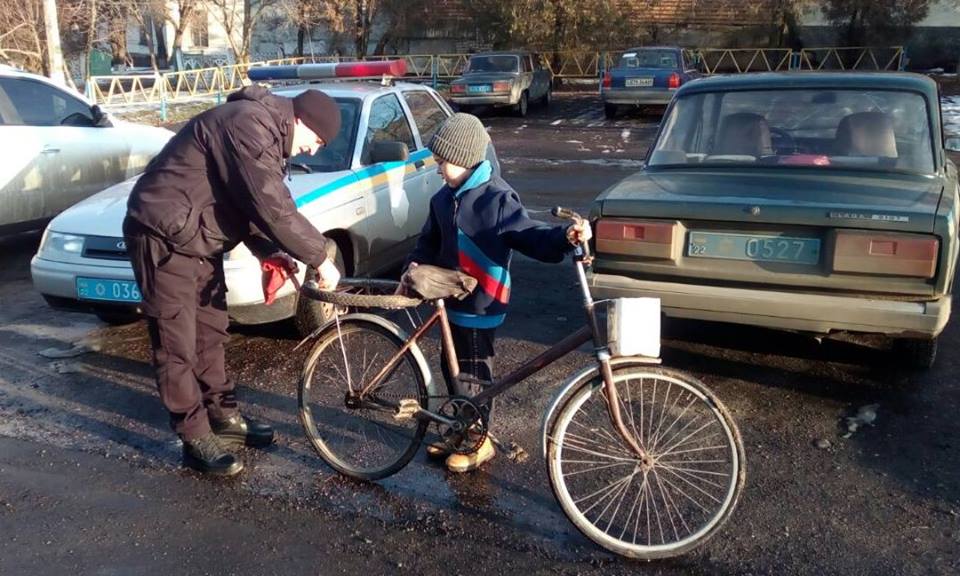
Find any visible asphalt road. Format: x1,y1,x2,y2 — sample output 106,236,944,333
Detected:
1,94,959,575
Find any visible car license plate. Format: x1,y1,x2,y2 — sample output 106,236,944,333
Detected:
626,77,654,87
687,232,821,265
76,277,142,303
468,85,492,94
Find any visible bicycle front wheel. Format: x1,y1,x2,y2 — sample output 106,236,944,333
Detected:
546,367,745,559
299,318,428,481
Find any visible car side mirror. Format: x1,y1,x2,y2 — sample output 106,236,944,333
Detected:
370,141,409,163
946,136,960,153
91,104,112,127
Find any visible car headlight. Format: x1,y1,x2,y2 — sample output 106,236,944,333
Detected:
39,231,85,257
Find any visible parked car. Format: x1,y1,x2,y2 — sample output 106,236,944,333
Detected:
589,72,960,369
449,51,552,117
31,62,499,334
601,47,699,119
0,66,173,235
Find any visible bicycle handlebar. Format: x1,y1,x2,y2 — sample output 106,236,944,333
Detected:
552,206,592,263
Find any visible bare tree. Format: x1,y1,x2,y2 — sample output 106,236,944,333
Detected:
205,0,278,63
0,0,48,73
821,0,930,46
166,0,199,63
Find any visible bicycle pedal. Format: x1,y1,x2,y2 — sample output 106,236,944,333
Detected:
504,442,529,463
393,398,420,421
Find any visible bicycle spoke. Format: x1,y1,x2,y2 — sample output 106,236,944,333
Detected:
568,419,635,458
562,461,634,477
650,386,684,450
653,465,680,543
655,470,713,515
561,431,638,462
649,380,674,452
658,427,722,460
650,396,700,454
657,465,724,506
654,467,693,538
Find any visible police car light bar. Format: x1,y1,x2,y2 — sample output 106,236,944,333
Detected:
247,60,408,82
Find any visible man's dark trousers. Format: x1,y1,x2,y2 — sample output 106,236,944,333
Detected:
124,218,237,440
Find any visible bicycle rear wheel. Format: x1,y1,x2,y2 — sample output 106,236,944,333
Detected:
299,318,428,481
546,367,744,559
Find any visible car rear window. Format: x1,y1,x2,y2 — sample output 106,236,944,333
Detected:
466,55,519,73
290,97,359,172
619,50,679,69
650,88,935,174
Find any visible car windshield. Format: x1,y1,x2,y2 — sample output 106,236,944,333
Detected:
289,97,360,172
619,50,678,69
466,55,519,73
649,88,935,174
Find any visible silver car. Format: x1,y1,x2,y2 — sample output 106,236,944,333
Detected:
449,52,553,117
32,69,499,334
0,66,172,234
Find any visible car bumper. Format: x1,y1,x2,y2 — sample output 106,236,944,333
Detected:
30,255,299,324
450,94,516,107
589,271,952,338
602,88,674,106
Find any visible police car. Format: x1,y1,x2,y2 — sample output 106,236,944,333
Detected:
31,60,498,334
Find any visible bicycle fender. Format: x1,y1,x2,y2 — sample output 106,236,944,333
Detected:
540,357,661,458
302,312,443,408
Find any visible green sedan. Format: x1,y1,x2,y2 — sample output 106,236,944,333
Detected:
589,72,960,369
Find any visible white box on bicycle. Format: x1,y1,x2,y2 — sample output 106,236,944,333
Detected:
607,297,660,358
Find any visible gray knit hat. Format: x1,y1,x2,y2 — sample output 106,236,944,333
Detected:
428,113,490,168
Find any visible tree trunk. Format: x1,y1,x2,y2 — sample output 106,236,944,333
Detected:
84,0,98,83
169,4,192,63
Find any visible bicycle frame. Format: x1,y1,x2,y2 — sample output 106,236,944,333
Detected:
353,244,649,459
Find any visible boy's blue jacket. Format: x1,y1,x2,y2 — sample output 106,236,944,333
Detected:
407,161,572,328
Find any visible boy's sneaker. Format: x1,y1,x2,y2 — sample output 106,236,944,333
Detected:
182,433,243,476
445,437,496,473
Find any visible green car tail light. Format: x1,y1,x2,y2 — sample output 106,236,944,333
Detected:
831,230,939,278
596,219,681,261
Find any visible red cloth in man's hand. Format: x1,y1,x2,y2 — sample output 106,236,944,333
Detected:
261,257,300,305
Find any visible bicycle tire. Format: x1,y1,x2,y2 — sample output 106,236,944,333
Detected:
546,367,745,559
298,318,428,481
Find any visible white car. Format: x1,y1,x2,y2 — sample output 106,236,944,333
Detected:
31,62,498,333
0,66,172,234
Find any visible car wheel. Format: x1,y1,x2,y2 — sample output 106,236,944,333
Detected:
515,91,529,117
604,103,617,119
294,244,346,338
94,309,140,326
892,337,938,370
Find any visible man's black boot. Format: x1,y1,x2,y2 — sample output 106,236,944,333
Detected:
182,433,244,476
211,414,275,448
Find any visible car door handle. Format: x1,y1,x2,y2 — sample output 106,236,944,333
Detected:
41,146,61,154
414,160,425,170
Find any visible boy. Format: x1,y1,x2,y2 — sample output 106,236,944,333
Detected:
403,113,590,472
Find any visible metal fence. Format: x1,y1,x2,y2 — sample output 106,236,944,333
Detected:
88,46,906,106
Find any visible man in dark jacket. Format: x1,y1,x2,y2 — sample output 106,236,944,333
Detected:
124,85,342,476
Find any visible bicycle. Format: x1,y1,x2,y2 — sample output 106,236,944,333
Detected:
295,207,746,560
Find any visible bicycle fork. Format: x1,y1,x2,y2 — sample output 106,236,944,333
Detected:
573,250,649,461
